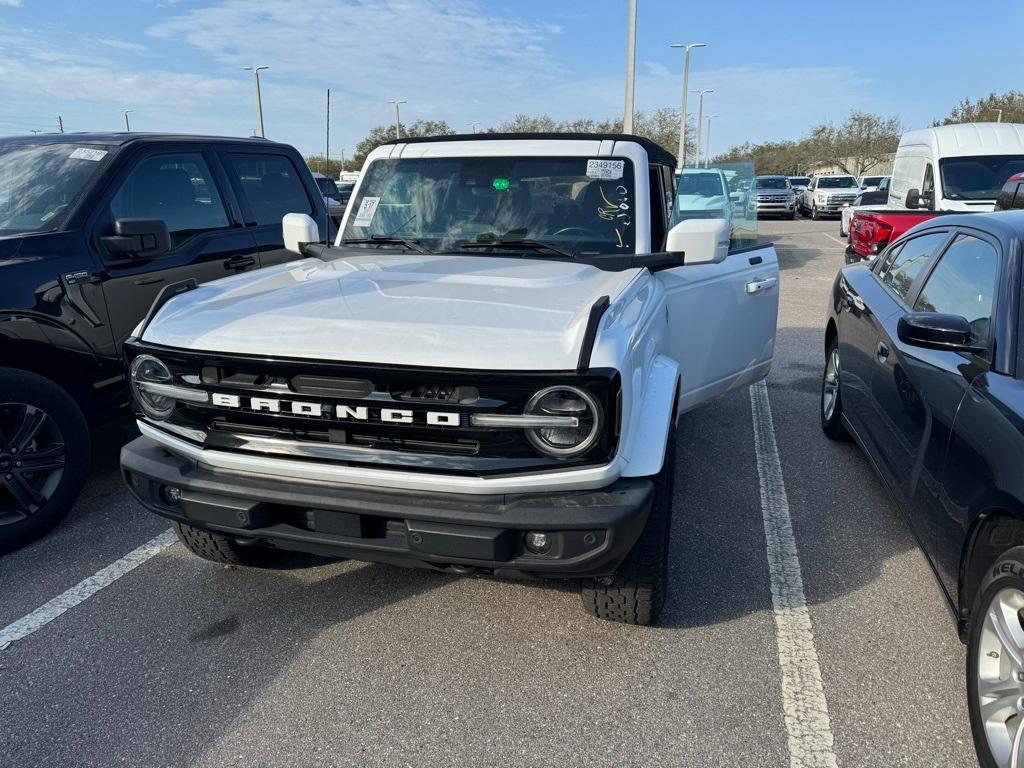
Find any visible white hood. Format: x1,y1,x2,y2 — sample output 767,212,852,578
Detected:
142,253,642,371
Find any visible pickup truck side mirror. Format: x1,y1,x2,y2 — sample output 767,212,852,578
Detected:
666,218,730,265
101,218,171,260
283,213,321,254
897,312,985,354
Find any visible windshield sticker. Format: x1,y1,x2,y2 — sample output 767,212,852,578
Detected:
586,159,625,180
353,196,381,227
492,177,510,191
594,184,631,248
69,147,107,162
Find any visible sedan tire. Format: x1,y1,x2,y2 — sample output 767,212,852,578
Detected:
820,339,850,441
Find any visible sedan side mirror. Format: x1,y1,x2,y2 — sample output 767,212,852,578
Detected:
897,312,985,353
666,218,730,265
101,218,171,260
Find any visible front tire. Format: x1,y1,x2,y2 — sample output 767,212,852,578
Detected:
811,203,821,221
0,368,90,554
820,339,849,441
968,547,1024,768
173,522,282,567
581,419,676,625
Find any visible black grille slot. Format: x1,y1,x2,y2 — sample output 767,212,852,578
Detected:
291,375,373,398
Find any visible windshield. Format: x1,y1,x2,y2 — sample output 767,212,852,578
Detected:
789,177,809,186
0,143,112,235
341,156,636,254
756,177,790,190
818,177,858,189
861,176,883,186
315,177,340,197
678,172,725,197
940,155,1024,200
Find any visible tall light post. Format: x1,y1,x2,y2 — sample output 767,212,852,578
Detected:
623,0,637,133
122,110,134,132
389,99,407,139
704,115,719,167
468,121,480,134
243,65,269,138
993,108,1004,123
692,89,713,166
670,43,705,167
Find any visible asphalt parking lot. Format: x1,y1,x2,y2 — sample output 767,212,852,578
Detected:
0,217,979,768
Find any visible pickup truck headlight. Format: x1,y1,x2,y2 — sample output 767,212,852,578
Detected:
524,386,602,457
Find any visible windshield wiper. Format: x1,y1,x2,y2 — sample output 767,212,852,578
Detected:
457,240,575,259
341,236,431,254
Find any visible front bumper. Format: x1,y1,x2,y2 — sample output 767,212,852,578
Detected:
755,201,794,215
121,436,653,579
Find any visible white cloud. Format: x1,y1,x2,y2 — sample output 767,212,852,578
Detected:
0,0,23,7
96,37,148,54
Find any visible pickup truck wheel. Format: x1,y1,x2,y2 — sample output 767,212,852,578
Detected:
967,547,1024,768
0,369,90,554
820,340,850,441
811,203,821,221
786,211,796,220
580,420,676,626
173,522,282,567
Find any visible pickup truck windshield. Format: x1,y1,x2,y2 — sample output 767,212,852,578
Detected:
861,176,883,186
341,156,636,254
940,155,1024,200
0,143,112,235
756,178,790,189
817,177,858,189
315,176,340,197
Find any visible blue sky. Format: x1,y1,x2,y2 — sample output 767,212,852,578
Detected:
0,0,1020,160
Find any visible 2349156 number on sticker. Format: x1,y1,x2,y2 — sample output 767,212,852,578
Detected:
586,159,625,180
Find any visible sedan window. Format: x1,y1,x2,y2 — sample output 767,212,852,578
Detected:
914,234,998,345
877,231,950,302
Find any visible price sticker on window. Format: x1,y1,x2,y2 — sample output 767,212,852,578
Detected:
353,196,380,227
586,159,625,180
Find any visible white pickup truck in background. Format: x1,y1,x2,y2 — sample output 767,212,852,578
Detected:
119,133,780,626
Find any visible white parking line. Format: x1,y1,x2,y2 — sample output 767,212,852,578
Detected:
749,381,839,768
821,232,847,247
0,529,176,651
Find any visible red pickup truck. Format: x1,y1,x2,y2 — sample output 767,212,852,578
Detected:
845,209,939,263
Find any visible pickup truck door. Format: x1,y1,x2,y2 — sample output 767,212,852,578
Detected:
658,244,780,412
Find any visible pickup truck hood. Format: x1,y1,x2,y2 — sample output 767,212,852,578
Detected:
142,253,641,371
677,194,727,211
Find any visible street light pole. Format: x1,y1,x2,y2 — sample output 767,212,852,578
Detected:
705,115,719,167
692,89,713,167
243,66,269,138
623,0,637,133
994,108,1004,123
670,42,705,167
469,121,480,134
389,99,407,139
122,110,134,132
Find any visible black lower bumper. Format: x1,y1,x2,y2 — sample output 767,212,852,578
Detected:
121,436,653,579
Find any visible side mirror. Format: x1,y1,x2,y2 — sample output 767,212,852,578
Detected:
897,312,984,353
283,212,321,254
666,218,730,265
101,218,171,259
905,188,922,209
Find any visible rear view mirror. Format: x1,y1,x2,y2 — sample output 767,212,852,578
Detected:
283,213,321,254
101,218,171,260
666,218,730,265
905,188,922,209
897,312,985,353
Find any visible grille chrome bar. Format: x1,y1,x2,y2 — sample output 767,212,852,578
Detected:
470,414,579,428
138,381,210,404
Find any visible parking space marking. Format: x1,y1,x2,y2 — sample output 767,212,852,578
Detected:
0,529,176,651
821,233,847,247
750,381,839,768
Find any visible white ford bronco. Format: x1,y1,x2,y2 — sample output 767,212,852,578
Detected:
120,133,779,625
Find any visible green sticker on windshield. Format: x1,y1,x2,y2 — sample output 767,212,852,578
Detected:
492,177,510,191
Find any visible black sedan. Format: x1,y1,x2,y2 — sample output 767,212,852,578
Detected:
821,212,1024,768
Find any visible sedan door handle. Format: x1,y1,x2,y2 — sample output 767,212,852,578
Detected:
877,342,890,362
224,256,256,271
745,277,778,295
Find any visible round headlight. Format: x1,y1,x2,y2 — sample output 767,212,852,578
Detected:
524,386,602,458
130,354,175,421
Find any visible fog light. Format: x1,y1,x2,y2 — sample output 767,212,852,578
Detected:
159,485,182,506
524,530,551,554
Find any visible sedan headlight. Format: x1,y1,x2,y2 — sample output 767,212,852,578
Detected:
524,386,602,458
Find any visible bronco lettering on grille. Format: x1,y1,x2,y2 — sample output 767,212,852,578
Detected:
210,393,460,427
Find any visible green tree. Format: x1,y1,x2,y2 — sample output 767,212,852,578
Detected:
935,90,1024,125
350,119,455,170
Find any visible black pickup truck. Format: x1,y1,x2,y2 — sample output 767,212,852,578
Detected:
0,133,329,551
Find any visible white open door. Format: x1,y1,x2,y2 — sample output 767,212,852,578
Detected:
657,221,780,413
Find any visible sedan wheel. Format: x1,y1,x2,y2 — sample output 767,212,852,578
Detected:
820,341,849,440
974,586,1024,767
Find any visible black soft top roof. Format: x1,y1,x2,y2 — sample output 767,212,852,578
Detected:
382,132,676,167
0,132,291,149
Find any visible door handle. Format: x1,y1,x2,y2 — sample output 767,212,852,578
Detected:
224,256,256,271
745,277,778,295
877,342,890,362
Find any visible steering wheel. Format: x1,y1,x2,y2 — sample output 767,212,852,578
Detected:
552,226,603,239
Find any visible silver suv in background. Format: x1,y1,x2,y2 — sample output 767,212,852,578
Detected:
754,175,796,219
798,174,860,219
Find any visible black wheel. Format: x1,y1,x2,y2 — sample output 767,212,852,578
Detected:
839,221,848,238
967,547,1024,768
786,211,796,220
811,203,821,221
0,368,90,553
173,521,282,567
820,339,850,441
581,418,676,625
